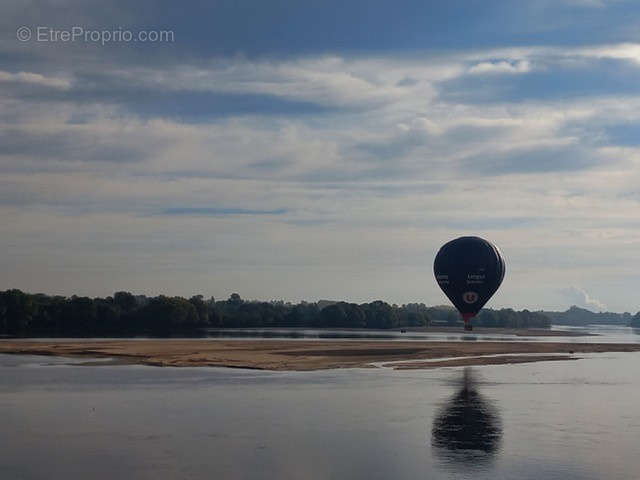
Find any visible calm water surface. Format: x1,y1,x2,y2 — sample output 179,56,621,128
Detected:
201,324,640,343
15,324,640,343
1,345,640,480
198,324,640,344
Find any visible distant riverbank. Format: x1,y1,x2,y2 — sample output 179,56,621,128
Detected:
2,339,640,370
0,326,593,341
389,326,593,336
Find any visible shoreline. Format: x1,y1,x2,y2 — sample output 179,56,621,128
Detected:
1,339,640,370
0,326,594,341
390,326,594,336
202,326,595,337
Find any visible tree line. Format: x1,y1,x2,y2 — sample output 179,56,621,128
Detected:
544,305,633,326
0,289,553,336
424,304,551,329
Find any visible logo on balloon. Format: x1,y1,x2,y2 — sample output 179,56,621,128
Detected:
462,291,479,304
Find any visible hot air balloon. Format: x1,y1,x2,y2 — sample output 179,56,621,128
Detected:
433,236,505,331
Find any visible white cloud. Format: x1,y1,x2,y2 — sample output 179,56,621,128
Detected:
560,0,616,7
459,43,640,72
561,286,607,311
576,43,640,64
5,47,640,308
468,60,531,75
93,55,464,110
0,71,71,89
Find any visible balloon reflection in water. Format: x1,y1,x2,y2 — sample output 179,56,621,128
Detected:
431,368,503,466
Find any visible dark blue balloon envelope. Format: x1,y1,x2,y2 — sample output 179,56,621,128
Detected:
434,236,505,326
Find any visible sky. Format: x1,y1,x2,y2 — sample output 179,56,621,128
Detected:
3,1,640,312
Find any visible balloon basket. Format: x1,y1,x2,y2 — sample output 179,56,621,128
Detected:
464,323,473,331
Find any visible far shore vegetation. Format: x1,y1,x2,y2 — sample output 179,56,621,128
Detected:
0,289,638,337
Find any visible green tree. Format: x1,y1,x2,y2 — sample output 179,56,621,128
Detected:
141,296,200,333
189,295,209,325
320,302,365,328
361,301,397,329
63,296,97,333
114,291,137,313
0,289,37,333
228,293,243,306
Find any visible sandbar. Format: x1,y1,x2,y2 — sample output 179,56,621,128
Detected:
1,339,640,370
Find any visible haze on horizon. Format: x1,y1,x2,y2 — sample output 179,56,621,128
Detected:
3,1,640,313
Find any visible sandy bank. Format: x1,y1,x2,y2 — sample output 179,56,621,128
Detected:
2,340,640,370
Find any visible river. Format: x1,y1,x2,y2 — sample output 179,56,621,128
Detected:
1,327,639,479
